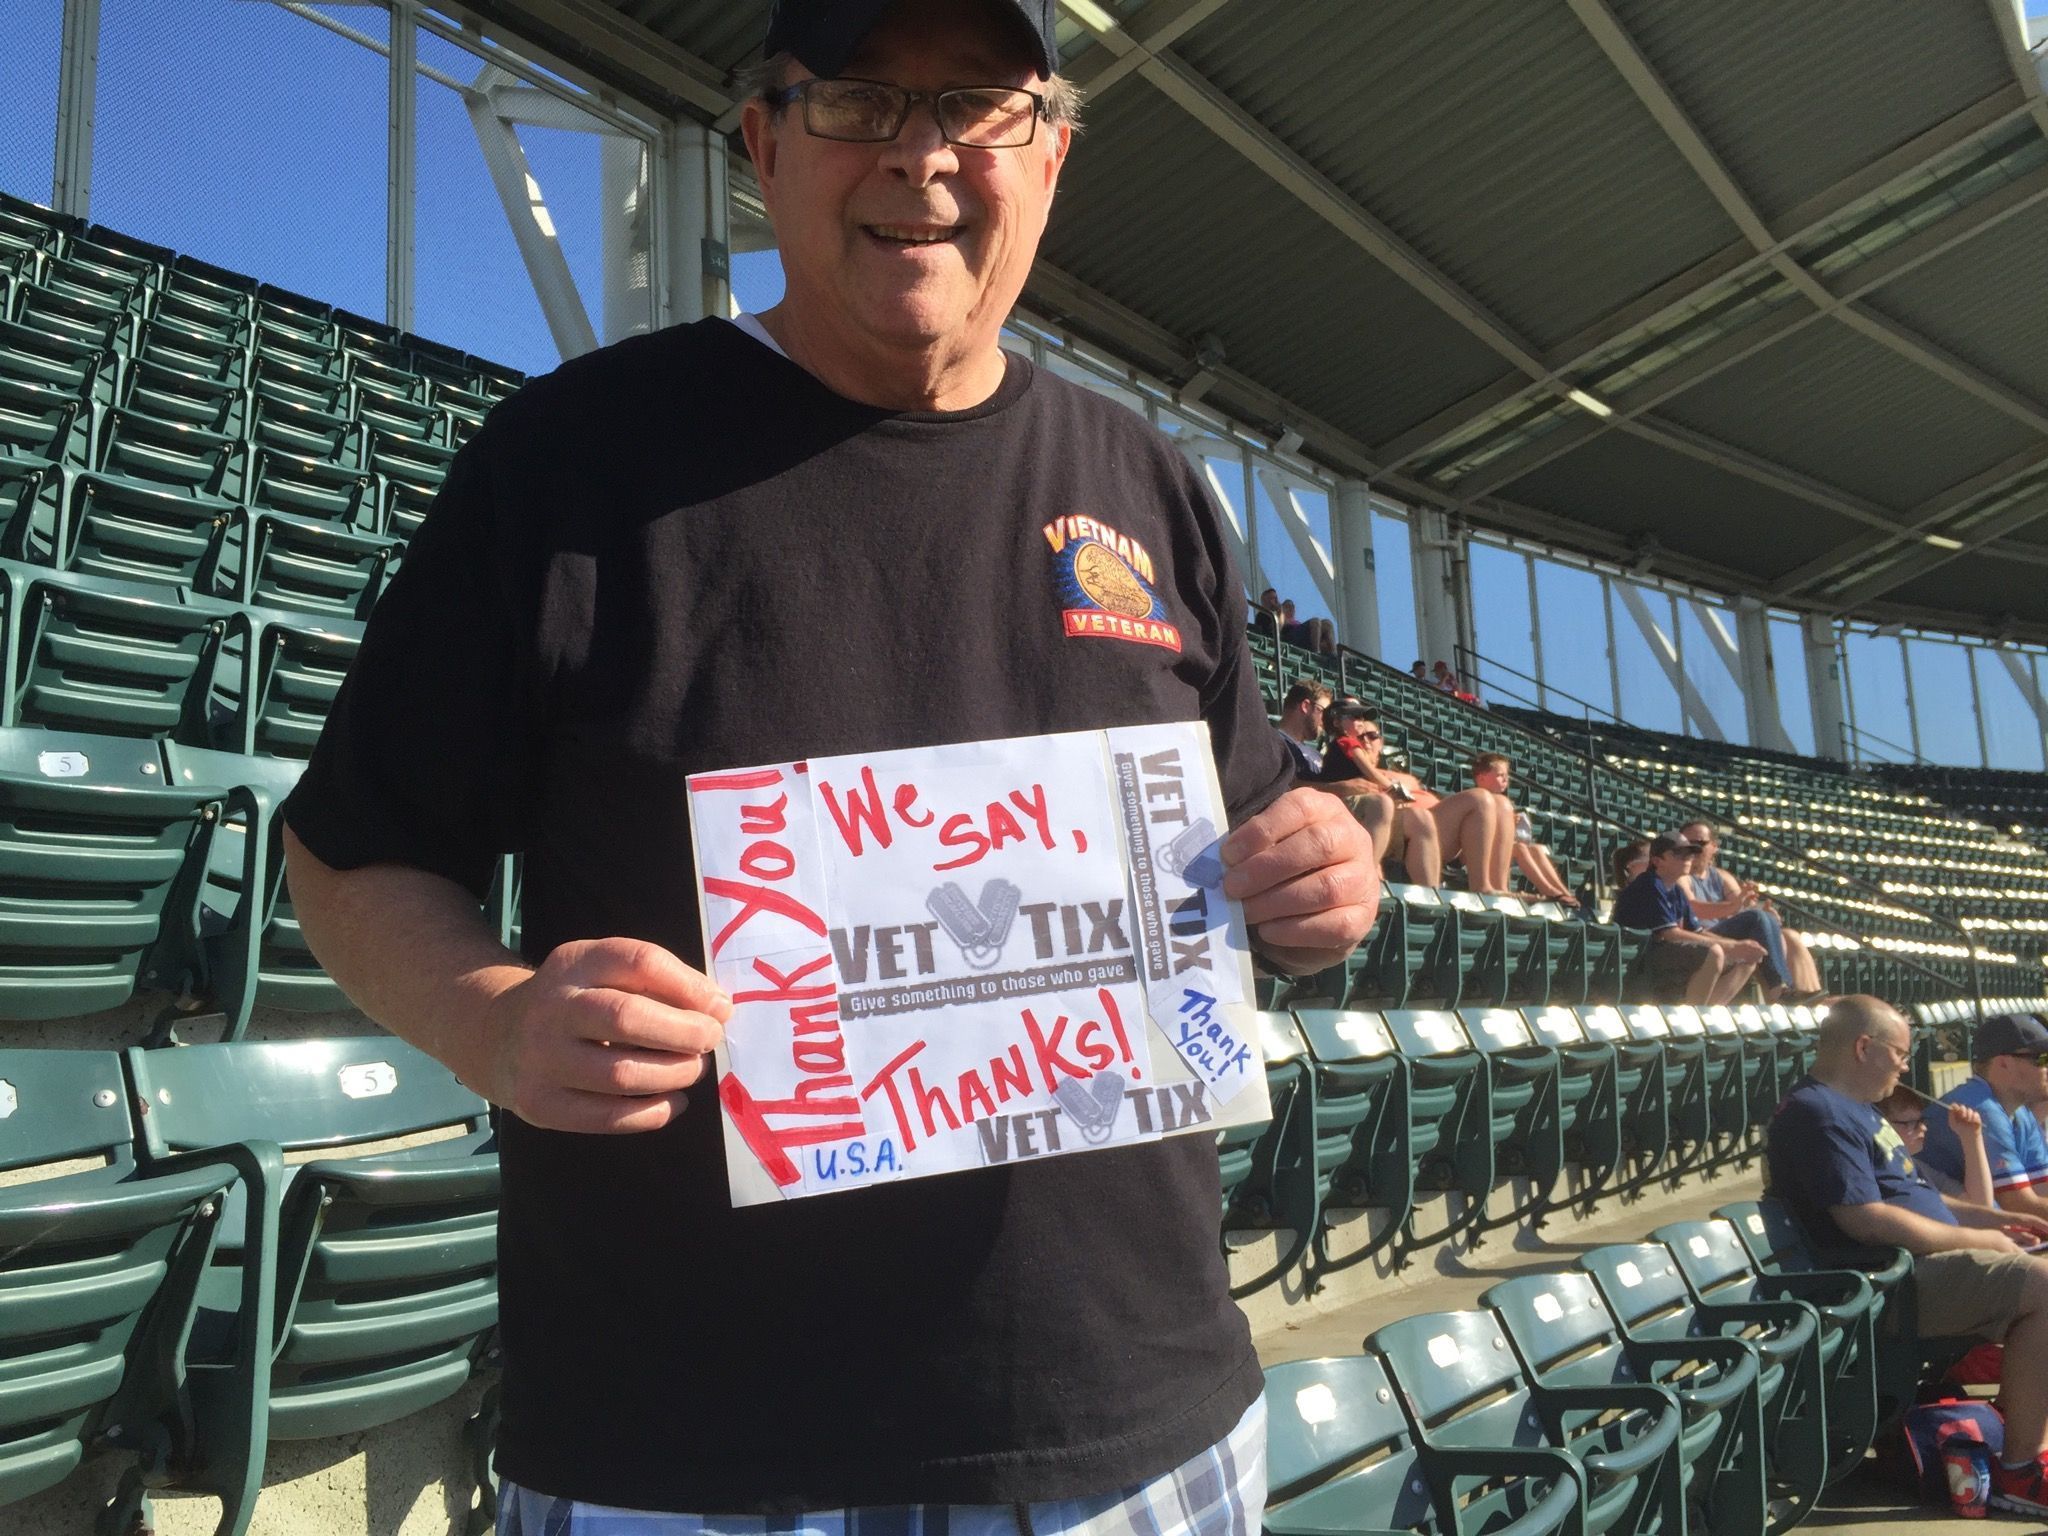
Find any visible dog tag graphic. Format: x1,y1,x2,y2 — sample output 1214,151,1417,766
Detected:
1053,1070,1125,1144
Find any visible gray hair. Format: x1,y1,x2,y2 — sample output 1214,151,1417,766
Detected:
733,49,1085,131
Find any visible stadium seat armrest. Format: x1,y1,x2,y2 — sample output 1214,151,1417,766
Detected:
1753,1269,1872,1311
299,1149,500,1205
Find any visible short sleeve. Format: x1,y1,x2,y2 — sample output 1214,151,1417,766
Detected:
1979,1102,2045,1192
282,433,536,899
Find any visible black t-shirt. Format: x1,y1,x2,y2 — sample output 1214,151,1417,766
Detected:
283,318,1293,1514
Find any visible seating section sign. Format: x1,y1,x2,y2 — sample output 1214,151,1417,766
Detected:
687,722,1269,1205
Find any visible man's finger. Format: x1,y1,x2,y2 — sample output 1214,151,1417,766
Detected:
555,936,734,1019
1219,787,1333,866
565,989,727,1055
1237,864,1377,928
560,1041,713,1097
1221,817,1367,903
537,1087,692,1135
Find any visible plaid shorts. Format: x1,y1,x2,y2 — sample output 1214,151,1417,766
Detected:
499,1395,1266,1536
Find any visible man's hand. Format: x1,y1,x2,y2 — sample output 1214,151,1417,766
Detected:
2005,1210,2048,1241
1723,938,1767,965
1949,1101,1987,1143
1971,1227,2024,1254
468,938,731,1134
1221,787,1381,975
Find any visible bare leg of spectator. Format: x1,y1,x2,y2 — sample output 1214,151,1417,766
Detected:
1486,792,1515,892
1400,806,1442,887
1783,927,1822,992
1684,947,1723,1005
1709,955,1757,1005
1430,789,1506,893
1513,841,1577,904
2001,1262,2048,1460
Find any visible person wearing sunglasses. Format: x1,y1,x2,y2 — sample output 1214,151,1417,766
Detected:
1881,1083,1995,1207
1919,1014,2048,1230
1767,997,2048,1516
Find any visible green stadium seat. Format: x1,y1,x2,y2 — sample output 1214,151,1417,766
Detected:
124,1037,500,1469
238,509,396,619
1579,1240,1827,1524
0,1048,276,1534
1459,1007,1567,1235
246,448,376,528
1292,1007,1414,1280
1657,1217,1877,1484
1623,1005,1713,1184
0,726,255,1019
1688,1007,1755,1167
1522,1004,1627,1207
10,565,238,743
1217,1011,1320,1297
1382,1009,1494,1252
120,353,244,437
1351,883,1459,1008
229,606,360,758
1264,1354,1582,1536
1369,1308,1684,1536
65,405,240,591
1484,1269,1767,1536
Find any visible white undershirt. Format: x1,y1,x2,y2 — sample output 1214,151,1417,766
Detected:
728,312,788,359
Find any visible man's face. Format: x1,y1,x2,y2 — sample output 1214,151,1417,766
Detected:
1856,1020,1912,1101
742,0,1069,366
1650,848,1692,884
1261,589,1280,612
1988,1048,2048,1106
1682,825,1714,861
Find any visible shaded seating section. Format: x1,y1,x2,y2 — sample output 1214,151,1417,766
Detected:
0,1038,499,1536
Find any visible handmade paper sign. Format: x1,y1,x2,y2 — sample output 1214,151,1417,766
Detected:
686,721,1268,1205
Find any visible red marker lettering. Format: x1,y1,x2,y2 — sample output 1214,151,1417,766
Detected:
720,1074,864,1188
704,877,826,958
818,766,893,856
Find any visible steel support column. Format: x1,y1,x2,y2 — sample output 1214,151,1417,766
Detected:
600,135,652,341
1734,599,1794,752
1804,614,1847,759
1996,648,2048,769
1614,578,1725,739
467,70,600,358
51,0,100,218
1331,480,1381,659
1410,506,1464,676
659,119,729,325
386,0,418,333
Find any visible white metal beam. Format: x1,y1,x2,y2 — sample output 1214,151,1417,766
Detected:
51,0,99,219
1994,648,2048,765
1254,464,1337,611
1827,484,2048,610
1068,0,1242,97
466,67,600,358
1614,579,1725,739
482,83,614,134
1178,444,1254,591
461,0,732,117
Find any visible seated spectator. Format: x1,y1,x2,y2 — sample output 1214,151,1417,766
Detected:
1312,701,1440,887
1274,680,1329,780
1409,660,1429,683
1611,832,1766,1005
1611,837,1649,890
1278,598,1337,657
1678,820,1823,1001
1918,1015,2048,1222
1471,752,1579,910
1884,1082,1994,1205
1315,708,1517,894
1767,996,2048,1515
1430,660,1459,693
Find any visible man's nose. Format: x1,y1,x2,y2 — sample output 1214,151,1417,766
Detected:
879,99,958,181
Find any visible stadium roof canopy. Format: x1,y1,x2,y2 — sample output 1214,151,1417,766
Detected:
461,0,2048,640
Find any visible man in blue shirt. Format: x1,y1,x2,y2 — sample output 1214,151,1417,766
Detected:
1611,833,1765,1005
1921,1013,2048,1215
1767,996,2048,1515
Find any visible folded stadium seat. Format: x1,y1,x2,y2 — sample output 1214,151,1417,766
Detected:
1457,1007,1567,1236
246,393,360,477
159,743,343,1023
120,352,245,438
355,383,443,445
63,405,241,593
1764,1005,1817,1082
1290,1007,1415,1280
236,507,396,619
434,382,497,440
404,336,474,393
135,314,248,391
11,565,240,744
1522,1004,1627,1208
1382,1009,1494,1253
1622,1005,1713,1185
0,459,58,562
1263,1353,1583,1536
1486,894,1564,1006
0,311,117,405
470,357,525,400
1216,1010,1320,1297
1730,1005,1794,1139
0,203,64,279
1439,891,1511,1008
1352,883,1459,1009
123,1037,500,1511
1579,1240,1828,1527
245,447,376,528
0,726,257,1020
226,606,362,758
247,349,347,415
11,273,130,356
0,372,84,495
1484,1269,1768,1536
253,285,337,344
1368,1308,1685,1536
368,430,454,540
1659,1216,1878,1486
0,1048,277,1535
152,275,255,341
1571,913,1634,1006
1690,1007,1757,1168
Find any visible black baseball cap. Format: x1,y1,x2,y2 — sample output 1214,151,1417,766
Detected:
1973,1012,2048,1062
764,0,1061,81
1649,832,1704,859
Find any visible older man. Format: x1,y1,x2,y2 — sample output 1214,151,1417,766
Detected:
1767,997,2048,1515
279,0,1378,1528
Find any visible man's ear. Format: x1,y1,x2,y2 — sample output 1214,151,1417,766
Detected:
741,96,781,200
1043,117,1073,197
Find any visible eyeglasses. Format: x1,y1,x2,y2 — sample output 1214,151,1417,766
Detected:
2004,1051,2048,1069
1354,730,1382,742
769,78,1051,148
1866,1036,1911,1065
1885,1115,1925,1133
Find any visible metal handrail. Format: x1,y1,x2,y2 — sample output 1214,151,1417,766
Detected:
1325,636,1996,1004
1453,642,1626,728
1840,720,1929,767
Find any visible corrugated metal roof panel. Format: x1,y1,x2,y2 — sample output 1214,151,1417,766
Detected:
1494,428,1864,581
619,0,773,73
1042,79,1509,449
1888,557,2048,626
1862,198,2048,408
1653,321,2040,511
1171,0,1740,352
1609,0,2014,222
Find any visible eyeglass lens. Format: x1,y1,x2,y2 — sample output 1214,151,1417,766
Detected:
801,80,1041,147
